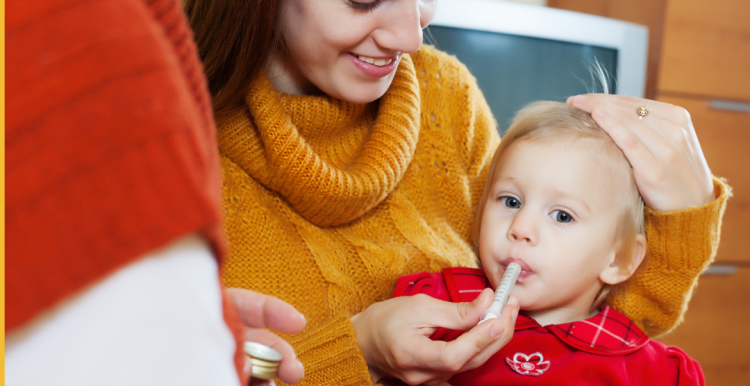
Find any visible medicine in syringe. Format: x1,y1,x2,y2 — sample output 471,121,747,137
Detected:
479,262,521,324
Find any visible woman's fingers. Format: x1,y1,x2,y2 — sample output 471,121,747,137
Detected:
242,329,305,384
569,94,700,155
413,292,518,376
226,288,306,384
570,95,658,168
569,94,665,151
568,94,689,127
423,288,494,331
226,287,306,334
462,296,520,371
410,317,505,372
352,291,517,386
387,290,498,370
394,294,518,384
567,93,714,210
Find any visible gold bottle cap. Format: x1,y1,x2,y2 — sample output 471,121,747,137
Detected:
244,342,283,380
250,358,280,368
250,365,278,380
244,342,283,362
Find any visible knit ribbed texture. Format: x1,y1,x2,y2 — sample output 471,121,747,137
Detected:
219,55,421,227
6,0,226,330
6,0,246,381
218,45,729,384
608,178,730,337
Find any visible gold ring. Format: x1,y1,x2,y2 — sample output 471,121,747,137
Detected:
636,105,649,120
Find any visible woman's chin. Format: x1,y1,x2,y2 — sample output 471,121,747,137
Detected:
321,76,394,104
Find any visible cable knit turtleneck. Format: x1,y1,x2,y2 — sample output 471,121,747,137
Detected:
217,45,729,386
218,55,421,227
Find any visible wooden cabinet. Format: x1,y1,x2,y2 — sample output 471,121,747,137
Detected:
658,96,750,263
658,0,750,101
658,268,750,386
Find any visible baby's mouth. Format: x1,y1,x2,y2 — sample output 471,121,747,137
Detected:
503,260,533,282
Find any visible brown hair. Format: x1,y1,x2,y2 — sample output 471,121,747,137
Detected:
184,0,284,125
475,101,646,307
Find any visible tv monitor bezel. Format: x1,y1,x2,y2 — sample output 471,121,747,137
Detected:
430,0,649,98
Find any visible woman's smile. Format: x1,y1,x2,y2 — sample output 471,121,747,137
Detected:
348,53,401,77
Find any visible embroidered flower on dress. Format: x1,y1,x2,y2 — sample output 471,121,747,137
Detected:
505,352,551,376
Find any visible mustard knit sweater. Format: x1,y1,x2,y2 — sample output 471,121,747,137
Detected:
218,46,729,385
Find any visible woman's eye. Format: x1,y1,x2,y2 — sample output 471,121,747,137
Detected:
551,210,573,224
348,0,382,12
500,196,522,209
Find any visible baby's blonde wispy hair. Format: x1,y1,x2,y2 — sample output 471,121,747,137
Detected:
475,101,645,308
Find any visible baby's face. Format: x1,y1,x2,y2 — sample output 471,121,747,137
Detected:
479,139,622,320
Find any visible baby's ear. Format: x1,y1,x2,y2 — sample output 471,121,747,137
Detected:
600,234,647,285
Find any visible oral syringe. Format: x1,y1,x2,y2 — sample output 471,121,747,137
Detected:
479,262,521,324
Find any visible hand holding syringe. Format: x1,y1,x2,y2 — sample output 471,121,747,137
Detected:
479,262,521,324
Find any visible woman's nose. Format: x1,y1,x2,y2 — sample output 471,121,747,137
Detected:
507,210,538,246
372,0,436,54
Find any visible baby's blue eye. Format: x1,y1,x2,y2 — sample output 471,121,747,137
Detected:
501,197,522,209
551,210,573,223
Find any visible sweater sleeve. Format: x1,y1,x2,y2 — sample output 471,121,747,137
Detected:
607,177,730,338
284,312,374,386
6,0,226,332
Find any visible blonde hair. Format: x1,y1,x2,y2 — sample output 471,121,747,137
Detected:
475,101,645,307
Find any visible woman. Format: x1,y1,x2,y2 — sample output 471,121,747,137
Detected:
185,0,728,384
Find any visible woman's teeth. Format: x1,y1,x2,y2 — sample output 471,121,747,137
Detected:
357,55,393,66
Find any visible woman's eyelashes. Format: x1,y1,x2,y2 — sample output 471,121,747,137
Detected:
348,0,383,13
550,210,574,224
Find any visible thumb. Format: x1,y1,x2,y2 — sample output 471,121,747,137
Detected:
453,288,495,329
436,315,506,371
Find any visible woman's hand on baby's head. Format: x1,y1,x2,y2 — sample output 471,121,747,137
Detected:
567,94,714,211
351,288,520,385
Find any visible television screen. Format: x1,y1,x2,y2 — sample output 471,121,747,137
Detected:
427,25,618,134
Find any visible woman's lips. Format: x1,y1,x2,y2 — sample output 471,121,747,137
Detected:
348,53,399,78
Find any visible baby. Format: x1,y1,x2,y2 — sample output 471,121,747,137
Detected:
391,101,703,385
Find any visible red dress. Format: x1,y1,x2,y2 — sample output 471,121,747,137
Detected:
391,268,704,386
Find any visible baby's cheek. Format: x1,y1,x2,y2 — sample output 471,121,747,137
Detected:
483,264,504,290
511,284,542,309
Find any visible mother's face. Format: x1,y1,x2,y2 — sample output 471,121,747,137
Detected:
276,0,437,103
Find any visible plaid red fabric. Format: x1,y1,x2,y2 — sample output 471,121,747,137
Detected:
393,267,649,355
391,268,704,385
551,305,649,355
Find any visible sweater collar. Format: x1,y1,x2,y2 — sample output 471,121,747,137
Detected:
442,267,650,355
218,55,421,227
